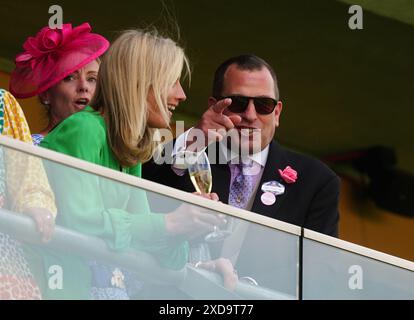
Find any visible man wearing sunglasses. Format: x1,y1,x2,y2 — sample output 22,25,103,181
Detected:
143,55,340,290
145,54,339,236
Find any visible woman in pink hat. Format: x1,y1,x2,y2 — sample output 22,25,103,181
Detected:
10,22,110,145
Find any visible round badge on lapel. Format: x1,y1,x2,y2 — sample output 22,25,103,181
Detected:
261,192,276,206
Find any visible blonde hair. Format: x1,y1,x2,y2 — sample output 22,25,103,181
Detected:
91,29,190,167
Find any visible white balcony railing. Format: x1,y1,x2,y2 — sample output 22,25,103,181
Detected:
0,135,413,299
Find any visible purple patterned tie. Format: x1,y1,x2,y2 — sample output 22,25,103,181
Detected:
228,160,256,209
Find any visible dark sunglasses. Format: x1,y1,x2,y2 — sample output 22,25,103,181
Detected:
216,95,278,115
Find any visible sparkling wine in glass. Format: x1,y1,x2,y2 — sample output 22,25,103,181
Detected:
189,168,212,194
186,151,231,242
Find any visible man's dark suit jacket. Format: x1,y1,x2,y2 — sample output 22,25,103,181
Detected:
143,140,340,237
143,140,340,293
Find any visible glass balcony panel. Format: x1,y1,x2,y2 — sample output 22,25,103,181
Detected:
0,138,300,300
303,230,414,299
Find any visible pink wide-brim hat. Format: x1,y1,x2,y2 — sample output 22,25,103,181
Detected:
9,22,110,98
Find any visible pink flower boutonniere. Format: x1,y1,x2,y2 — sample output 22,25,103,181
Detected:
278,166,298,184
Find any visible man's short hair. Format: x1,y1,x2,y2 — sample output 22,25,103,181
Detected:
212,54,279,100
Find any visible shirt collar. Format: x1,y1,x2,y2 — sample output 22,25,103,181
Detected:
219,141,269,167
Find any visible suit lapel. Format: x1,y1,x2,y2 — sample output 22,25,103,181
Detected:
211,143,231,202
251,141,290,219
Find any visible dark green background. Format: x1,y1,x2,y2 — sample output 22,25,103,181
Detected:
1,0,412,173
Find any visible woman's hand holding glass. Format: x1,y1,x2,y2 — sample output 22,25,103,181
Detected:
164,200,226,239
184,151,231,242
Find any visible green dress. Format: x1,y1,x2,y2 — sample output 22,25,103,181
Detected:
34,106,188,299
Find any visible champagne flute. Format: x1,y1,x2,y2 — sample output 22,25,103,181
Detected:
185,151,231,242
187,151,212,194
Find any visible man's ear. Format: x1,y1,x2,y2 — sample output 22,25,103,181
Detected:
274,101,283,127
208,96,217,108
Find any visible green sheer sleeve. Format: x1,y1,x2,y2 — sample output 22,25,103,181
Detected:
40,110,188,269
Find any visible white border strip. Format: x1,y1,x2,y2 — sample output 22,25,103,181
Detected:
304,228,414,272
0,136,301,236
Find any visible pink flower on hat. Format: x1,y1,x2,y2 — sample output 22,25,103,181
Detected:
15,23,91,70
278,166,297,184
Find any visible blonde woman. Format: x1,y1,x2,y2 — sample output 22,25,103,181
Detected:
37,29,235,299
